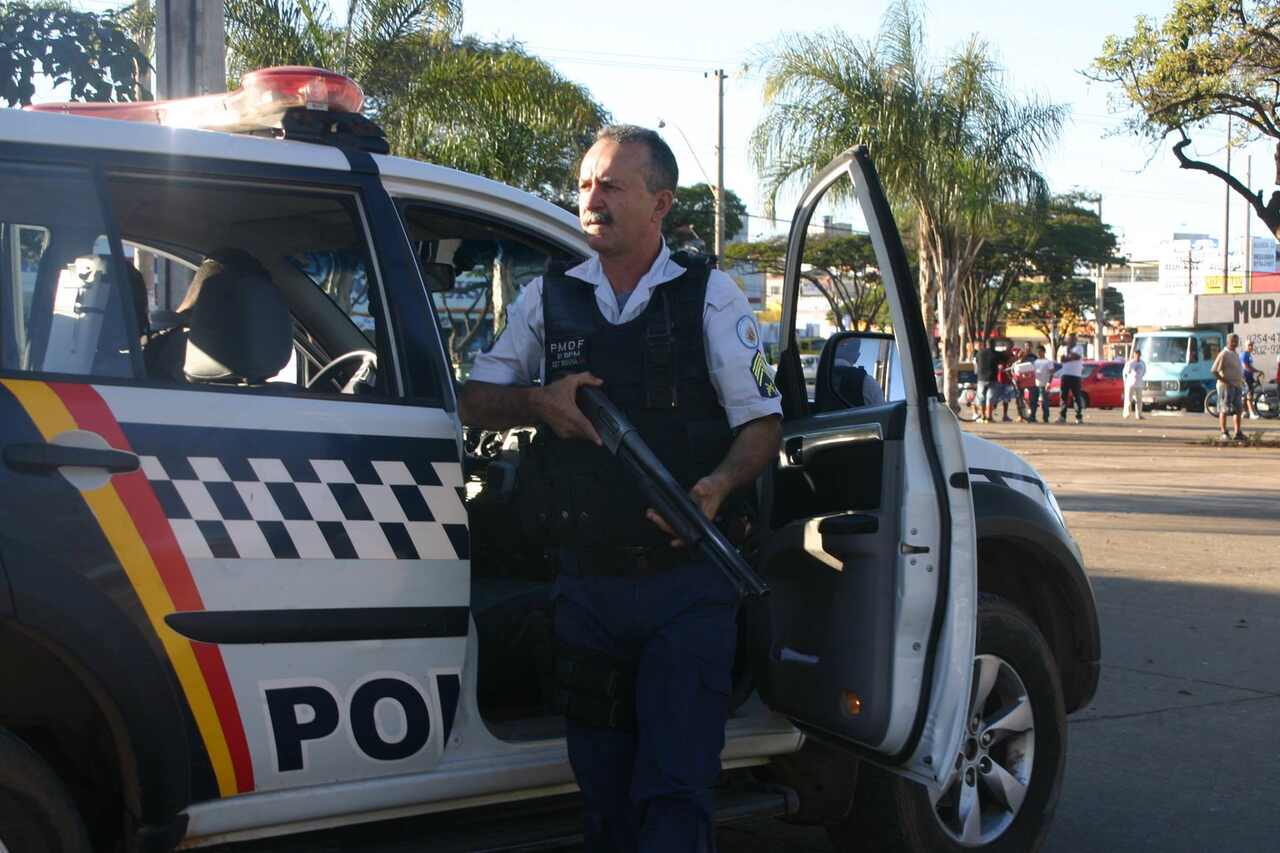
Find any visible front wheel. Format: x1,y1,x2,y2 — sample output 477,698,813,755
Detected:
956,387,979,422
1253,387,1278,419
829,594,1067,853
0,729,92,853
1204,389,1219,417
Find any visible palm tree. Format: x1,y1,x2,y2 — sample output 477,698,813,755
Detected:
750,0,1065,405
224,1,607,204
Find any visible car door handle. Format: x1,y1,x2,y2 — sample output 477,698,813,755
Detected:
817,513,879,536
4,442,139,474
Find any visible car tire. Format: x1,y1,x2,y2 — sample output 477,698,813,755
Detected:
0,728,92,853
1188,388,1206,413
828,594,1067,853
1204,390,1219,417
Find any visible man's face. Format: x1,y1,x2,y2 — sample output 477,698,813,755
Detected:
578,139,672,257
1066,335,1077,346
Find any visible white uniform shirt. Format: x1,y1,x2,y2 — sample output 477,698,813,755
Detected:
1123,358,1146,387
1058,344,1086,378
468,241,783,429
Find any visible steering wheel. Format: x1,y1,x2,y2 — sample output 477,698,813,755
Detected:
306,349,377,394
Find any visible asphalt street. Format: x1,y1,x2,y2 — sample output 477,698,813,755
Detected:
723,406,1280,852
227,407,1280,853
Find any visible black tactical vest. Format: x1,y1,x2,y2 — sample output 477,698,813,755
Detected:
518,254,745,548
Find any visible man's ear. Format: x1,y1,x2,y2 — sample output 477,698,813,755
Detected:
652,188,674,222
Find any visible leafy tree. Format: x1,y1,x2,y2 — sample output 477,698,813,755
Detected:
1004,195,1124,350
751,0,1065,405
724,233,889,331
224,2,607,205
0,1,150,105
1091,1,1280,238
663,183,747,250
1008,279,1125,351
959,201,1045,349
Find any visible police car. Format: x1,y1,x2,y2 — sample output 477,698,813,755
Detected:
0,67,1098,853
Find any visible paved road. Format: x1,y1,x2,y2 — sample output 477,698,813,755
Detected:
724,407,1280,852
232,408,1279,852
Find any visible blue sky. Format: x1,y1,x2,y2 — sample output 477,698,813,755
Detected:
459,0,1274,259
52,1,1276,259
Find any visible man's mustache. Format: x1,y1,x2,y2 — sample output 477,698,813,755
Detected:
582,212,613,226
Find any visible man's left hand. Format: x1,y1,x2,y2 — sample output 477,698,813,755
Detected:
646,474,731,548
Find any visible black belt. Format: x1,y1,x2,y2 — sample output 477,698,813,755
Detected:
563,545,689,579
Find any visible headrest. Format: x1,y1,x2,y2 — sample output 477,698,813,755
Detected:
123,263,149,334
183,250,292,384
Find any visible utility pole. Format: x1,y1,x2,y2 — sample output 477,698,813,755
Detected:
1090,194,1105,359
154,0,225,309
155,0,225,99
1223,115,1232,287
711,68,727,263
1245,153,1253,290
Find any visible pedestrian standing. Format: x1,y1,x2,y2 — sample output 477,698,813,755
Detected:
1211,333,1247,441
974,338,1005,423
1013,348,1037,422
1241,339,1261,420
1032,344,1055,423
459,125,782,852
1056,333,1086,424
1122,346,1145,419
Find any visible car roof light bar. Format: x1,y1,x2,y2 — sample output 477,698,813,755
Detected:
26,66,365,134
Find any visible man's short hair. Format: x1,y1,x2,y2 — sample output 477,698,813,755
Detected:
1229,333,1240,345
595,124,678,193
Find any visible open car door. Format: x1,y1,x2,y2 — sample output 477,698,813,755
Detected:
750,147,977,786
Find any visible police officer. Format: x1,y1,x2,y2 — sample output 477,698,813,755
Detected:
459,125,782,852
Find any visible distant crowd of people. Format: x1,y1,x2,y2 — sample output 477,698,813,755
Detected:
973,334,1087,424
968,332,1265,441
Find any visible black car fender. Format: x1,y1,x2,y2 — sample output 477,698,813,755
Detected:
970,481,1101,712
1,549,194,848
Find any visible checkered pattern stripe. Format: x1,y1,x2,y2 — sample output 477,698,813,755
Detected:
141,454,469,561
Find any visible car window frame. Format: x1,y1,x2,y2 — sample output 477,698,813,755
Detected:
0,139,453,408
0,159,146,384
392,198,587,381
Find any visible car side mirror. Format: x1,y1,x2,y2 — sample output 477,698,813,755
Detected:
421,261,456,293
815,330,897,412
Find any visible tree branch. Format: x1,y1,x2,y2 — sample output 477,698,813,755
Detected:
1172,136,1280,236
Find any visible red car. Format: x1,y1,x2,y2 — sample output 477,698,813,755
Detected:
1046,360,1125,409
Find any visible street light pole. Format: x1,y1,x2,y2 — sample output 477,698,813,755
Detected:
711,68,727,262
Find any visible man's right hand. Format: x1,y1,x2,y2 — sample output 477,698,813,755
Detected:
532,372,605,444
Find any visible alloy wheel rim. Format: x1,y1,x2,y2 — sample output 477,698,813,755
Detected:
930,654,1036,847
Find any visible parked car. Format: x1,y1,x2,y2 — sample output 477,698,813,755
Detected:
1047,360,1125,409
0,67,1098,853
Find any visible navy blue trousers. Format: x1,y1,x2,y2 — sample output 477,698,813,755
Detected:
554,554,738,853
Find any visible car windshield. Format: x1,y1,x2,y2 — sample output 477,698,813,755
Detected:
1138,336,1192,364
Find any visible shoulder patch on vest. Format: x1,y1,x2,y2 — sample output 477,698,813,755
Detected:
751,351,779,398
736,315,760,349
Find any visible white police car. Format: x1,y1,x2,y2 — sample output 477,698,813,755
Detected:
0,67,1097,853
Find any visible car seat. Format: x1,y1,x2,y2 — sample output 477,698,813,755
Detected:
180,249,293,386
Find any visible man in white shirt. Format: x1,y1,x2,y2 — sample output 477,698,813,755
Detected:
1056,333,1087,424
460,125,782,852
1122,347,1146,419
1032,344,1056,423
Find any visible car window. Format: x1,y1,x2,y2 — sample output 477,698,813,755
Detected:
1100,363,1123,379
0,161,138,379
1081,364,1096,378
103,174,391,398
398,204,574,381
1201,337,1221,362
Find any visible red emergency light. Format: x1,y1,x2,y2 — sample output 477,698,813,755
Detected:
26,66,365,132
